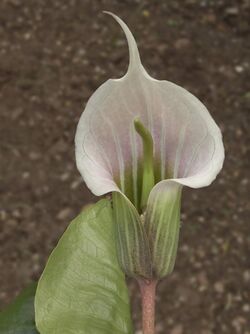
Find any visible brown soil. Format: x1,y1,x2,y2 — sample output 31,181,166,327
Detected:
0,1,249,333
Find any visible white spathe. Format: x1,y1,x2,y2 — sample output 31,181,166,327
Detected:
75,12,224,206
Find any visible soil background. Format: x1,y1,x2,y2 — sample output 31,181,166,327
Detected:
0,1,250,333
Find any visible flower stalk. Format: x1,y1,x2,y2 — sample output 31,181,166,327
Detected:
138,279,158,334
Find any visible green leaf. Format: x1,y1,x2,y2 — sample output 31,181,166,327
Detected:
35,199,133,334
0,283,38,334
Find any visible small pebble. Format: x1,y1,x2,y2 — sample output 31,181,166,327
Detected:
235,65,244,73
214,281,224,294
242,304,250,312
170,324,183,334
56,208,73,221
225,7,239,15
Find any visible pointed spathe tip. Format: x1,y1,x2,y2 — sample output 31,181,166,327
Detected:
103,11,142,74
103,10,114,17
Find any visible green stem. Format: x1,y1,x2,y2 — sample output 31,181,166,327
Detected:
137,279,157,334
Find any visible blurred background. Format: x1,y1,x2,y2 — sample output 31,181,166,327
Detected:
0,0,249,333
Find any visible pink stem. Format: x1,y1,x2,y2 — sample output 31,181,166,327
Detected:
138,279,158,334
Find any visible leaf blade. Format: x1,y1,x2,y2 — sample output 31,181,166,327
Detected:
0,283,38,334
35,199,133,334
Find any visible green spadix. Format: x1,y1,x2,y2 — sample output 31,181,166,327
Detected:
134,119,155,211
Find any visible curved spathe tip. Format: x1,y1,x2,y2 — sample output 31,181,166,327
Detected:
103,11,143,74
